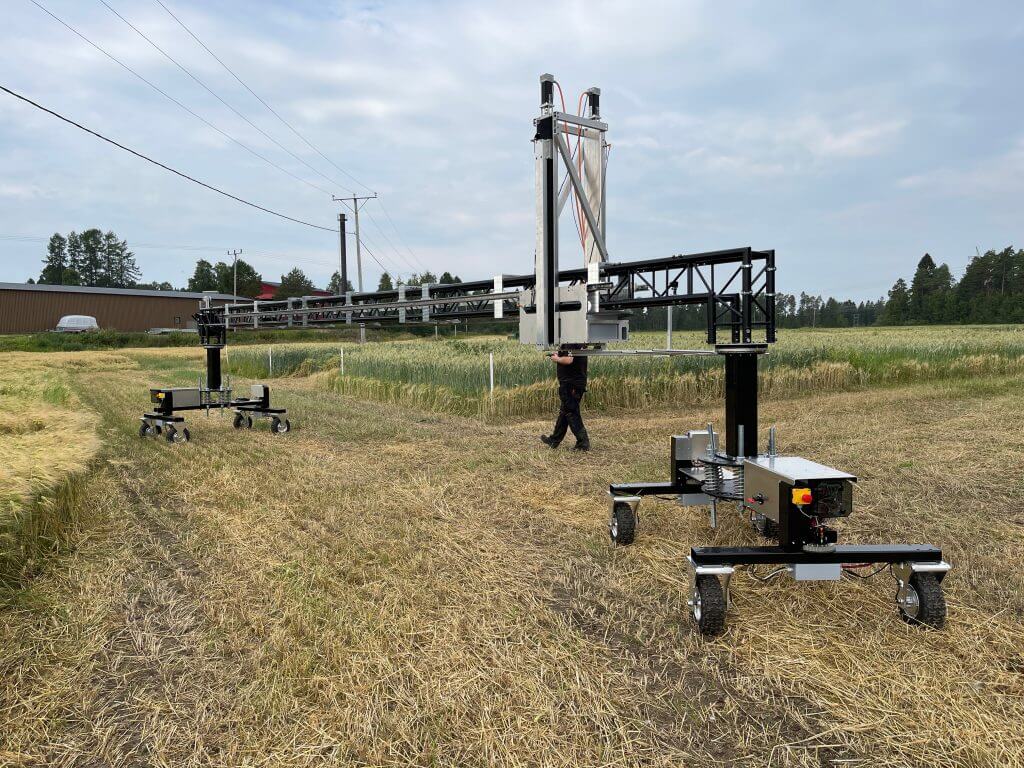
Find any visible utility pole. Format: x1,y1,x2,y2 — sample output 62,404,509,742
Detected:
338,212,348,294
332,193,376,291
227,249,242,304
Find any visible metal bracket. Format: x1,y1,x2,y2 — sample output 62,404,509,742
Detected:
687,556,736,608
608,494,641,526
892,560,952,610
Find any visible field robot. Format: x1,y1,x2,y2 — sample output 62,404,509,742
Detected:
140,74,949,637
139,302,290,442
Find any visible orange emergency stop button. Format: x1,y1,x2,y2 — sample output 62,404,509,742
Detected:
792,487,813,505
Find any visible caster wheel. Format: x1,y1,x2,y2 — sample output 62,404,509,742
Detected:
271,417,291,434
245,416,254,429
898,572,946,629
692,574,727,637
164,426,190,443
233,413,244,429
754,512,778,539
609,501,637,546
139,422,152,438
153,424,162,435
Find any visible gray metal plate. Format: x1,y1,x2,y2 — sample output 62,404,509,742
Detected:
744,456,856,483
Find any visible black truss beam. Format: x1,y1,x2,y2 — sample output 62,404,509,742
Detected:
207,246,776,345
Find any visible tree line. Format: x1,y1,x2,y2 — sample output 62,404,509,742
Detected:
36,232,1019,324
36,230,141,289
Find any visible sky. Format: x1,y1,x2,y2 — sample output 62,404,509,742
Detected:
0,0,1021,299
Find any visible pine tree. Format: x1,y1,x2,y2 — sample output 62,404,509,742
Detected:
39,233,68,284
100,231,140,288
76,229,104,286
274,268,316,299
187,259,219,292
327,271,354,294
377,272,394,291
880,278,911,324
439,271,462,284
65,231,83,285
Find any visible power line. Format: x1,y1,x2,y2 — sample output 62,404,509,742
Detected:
376,198,430,273
355,236,396,277
0,84,334,232
97,0,348,198
154,0,370,195
29,0,333,197
154,0,430,271
362,208,422,275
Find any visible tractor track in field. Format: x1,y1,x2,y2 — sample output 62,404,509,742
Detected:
49,471,216,767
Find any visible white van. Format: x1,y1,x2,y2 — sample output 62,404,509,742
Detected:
55,315,99,333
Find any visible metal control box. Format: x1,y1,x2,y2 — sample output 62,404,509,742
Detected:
743,456,856,523
150,387,202,411
671,430,710,465
518,285,628,346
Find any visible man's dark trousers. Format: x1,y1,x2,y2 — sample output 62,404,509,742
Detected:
550,381,588,445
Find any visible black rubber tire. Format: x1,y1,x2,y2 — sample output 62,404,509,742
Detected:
271,417,291,434
233,413,244,429
899,572,946,629
178,427,191,443
692,574,727,637
754,512,779,539
153,424,162,435
246,416,254,429
609,501,637,545
139,422,151,438
164,425,177,442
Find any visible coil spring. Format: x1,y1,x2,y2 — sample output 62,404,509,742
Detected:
703,461,744,499
731,464,744,498
703,463,723,495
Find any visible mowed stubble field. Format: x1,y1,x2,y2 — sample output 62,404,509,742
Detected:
2,336,1024,767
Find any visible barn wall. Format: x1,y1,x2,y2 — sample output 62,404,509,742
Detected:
0,290,228,333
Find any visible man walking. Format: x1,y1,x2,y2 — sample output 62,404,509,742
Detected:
541,346,590,451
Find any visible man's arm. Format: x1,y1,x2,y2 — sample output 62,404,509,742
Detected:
550,352,574,365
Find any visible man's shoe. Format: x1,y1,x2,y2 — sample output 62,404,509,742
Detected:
540,435,560,449
572,441,590,452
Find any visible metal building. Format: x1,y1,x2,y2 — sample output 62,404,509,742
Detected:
0,283,239,334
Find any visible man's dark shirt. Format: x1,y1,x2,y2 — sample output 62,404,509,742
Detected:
556,354,588,388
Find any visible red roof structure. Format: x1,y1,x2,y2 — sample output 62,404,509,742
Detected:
255,280,332,300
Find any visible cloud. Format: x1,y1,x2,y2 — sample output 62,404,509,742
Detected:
0,183,49,199
897,136,1024,198
0,0,1020,300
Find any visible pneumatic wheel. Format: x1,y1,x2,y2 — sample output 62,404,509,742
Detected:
139,422,152,438
609,502,637,545
898,572,946,629
754,512,778,540
692,574,727,637
245,416,254,429
233,413,244,429
270,417,291,434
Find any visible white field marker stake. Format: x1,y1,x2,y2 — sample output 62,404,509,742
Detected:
269,346,273,377
340,347,345,374
489,352,495,395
